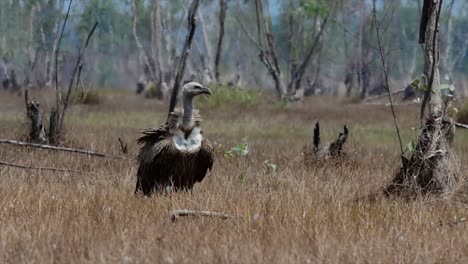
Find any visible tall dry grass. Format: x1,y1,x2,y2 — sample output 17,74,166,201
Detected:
1,89,468,263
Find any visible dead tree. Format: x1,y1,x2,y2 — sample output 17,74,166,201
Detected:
167,0,201,119
286,13,330,101
385,0,459,196
237,0,331,101
23,0,97,145
304,122,349,164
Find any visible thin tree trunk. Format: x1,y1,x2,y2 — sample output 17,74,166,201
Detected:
287,15,329,95
199,13,214,75
132,0,156,82
214,0,227,83
151,0,163,86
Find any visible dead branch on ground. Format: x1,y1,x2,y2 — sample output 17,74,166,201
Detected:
0,139,109,157
169,209,231,222
0,160,88,174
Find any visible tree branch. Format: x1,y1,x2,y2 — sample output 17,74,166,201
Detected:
372,0,404,157
54,0,73,114
0,160,88,174
59,21,98,134
0,139,110,158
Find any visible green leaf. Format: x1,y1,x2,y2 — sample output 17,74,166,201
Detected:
224,150,234,158
406,142,415,153
226,141,249,158
411,79,420,90
238,174,247,183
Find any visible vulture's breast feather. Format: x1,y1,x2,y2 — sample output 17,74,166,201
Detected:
171,127,203,152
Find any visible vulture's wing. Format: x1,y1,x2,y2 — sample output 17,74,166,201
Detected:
136,125,176,194
137,125,169,145
194,137,214,183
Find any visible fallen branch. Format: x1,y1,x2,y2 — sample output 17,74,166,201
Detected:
0,160,87,174
0,139,109,157
456,123,468,129
363,88,406,102
169,209,231,222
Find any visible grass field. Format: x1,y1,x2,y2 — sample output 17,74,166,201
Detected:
1,88,468,263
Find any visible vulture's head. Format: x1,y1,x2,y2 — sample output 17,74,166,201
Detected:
182,82,212,98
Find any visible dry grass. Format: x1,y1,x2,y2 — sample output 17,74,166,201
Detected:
1,89,468,263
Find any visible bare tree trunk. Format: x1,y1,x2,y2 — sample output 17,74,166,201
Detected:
167,0,201,120
26,4,38,86
386,0,458,196
133,0,157,83
162,0,173,71
255,0,286,99
214,0,227,83
151,0,163,86
25,90,47,144
287,16,329,97
199,12,214,75
47,0,65,85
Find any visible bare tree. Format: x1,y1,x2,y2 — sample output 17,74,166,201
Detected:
237,0,331,101
386,0,459,196
286,3,330,100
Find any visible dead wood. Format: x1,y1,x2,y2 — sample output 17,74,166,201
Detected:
0,139,109,158
305,122,349,164
167,0,201,121
0,160,87,174
169,209,231,222
456,123,468,129
24,90,47,144
329,125,349,157
118,137,128,154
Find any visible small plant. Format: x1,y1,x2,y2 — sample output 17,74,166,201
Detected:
405,141,416,155
263,160,278,173
238,173,248,183
224,140,249,158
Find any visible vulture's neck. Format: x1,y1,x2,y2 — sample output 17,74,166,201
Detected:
182,95,195,130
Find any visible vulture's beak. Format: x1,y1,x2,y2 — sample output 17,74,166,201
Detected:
199,86,212,96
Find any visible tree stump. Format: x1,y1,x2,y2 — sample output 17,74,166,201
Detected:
304,122,349,165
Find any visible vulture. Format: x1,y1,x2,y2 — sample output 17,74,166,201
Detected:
135,82,214,195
